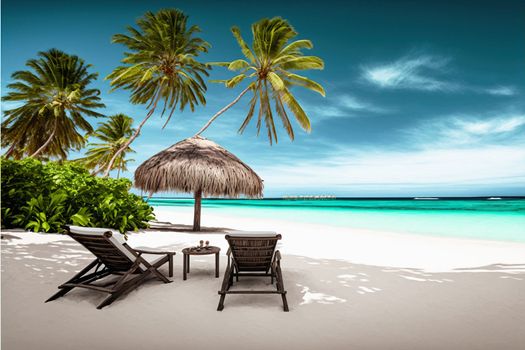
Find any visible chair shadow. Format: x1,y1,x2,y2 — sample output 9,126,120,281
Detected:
3,235,525,312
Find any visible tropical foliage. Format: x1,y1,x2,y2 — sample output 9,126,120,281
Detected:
196,17,325,144
2,49,104,159
77,114,136,177
104,8,210,176
1,158,154,233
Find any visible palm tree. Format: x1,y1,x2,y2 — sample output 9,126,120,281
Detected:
77,114,136,177
195,17,325,144
2,49,104,159
104,9,210,177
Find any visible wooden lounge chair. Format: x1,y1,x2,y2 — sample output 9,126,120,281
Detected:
217,232,289,312
45,225,175,309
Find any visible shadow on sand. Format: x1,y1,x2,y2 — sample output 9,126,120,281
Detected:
148,221,233,233
2,232,525,349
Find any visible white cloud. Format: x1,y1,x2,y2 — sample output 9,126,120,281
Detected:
258,144,525,191
257,111,525,194
361,54,454,91
485,86,517,96
407,113,525,147
307,94,390,120
339,95,389,113
339,95,369,110
361,53,518,97
308,105,347,118
457,115,525,135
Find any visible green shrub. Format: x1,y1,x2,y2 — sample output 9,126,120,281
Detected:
1,158,154,233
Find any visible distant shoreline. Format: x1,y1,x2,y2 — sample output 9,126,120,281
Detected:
143,196,525,200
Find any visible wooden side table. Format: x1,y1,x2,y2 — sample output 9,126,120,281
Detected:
182,246,220,280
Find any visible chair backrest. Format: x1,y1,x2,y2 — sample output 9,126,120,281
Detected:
225,232,281,272
66,225,136,271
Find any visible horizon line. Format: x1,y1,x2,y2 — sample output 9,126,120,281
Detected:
143,196,525,200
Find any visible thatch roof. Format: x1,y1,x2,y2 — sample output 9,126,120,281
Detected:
134,135,263,198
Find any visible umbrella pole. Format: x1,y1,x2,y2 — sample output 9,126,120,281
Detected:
193,189,202,231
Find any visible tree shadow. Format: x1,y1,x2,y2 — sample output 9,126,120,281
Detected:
147,221,232,233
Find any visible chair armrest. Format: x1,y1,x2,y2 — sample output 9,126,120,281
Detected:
226,248,232,256
133,248,176,255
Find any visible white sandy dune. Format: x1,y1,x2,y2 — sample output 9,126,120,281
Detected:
2,206,525,350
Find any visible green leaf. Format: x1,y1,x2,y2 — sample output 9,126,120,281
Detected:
1,159,155,233
283,73,325,96
267,72,285,91
231,27,256,63
225,74,247,88
228,59,251,71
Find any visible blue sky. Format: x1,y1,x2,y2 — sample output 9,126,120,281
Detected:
2,0,525,197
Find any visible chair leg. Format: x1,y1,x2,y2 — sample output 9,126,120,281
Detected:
168,254,173,277
46,286,74,303
150,265,171,283
217,264,233,311
281,292,289,312
45,259,99,303
46,269,110,303
97,272,150,309
97,293,119,309
217,294,226,311
228,269,233,288
275,264,289,312
145,256,171,283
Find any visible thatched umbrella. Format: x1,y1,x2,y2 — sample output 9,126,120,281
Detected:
134,135,263,231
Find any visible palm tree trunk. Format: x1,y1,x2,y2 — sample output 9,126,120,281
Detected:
103,98,160,177
195,86,251,136
117,163,121,179
31,118,58,158
4,142,17,158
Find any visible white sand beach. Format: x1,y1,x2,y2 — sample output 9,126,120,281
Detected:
2,206,525,350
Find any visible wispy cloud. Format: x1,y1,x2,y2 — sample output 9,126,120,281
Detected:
407,113,525,147
361,54,455,91
306,94,390,121
457,115,525,135
339,95,389,113
257,110,525,195
484,86,517,96
361,53,518,97
259,145,525,190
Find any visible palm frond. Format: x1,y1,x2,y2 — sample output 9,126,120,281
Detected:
282,72,325,96
231,27,257,64
281,88,311,132
1,49,104,158
201,16,324,143
107,8,210,124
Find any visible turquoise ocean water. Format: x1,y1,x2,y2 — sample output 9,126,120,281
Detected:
148,198,525,243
